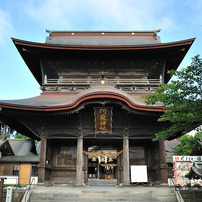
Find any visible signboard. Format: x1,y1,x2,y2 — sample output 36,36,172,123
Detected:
131,165,148,183
173,156,202,162
173,156,202,186
94,107,113,134
6,186,12,202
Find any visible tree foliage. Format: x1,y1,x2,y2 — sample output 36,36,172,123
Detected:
173,131,202,155
13,133,29,139
143,55,202,140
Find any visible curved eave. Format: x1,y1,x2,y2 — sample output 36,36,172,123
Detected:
12,37,195,85
0,91,164,112
12,37,195,51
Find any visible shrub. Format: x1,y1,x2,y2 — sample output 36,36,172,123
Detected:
186,183,191,187
193,183,201,188
175,184,181,188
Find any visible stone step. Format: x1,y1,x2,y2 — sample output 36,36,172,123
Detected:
30,186,177,202
30,194,176,201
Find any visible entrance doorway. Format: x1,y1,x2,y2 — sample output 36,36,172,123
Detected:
84,143,122,185
88,154,117,180
88,161,118,185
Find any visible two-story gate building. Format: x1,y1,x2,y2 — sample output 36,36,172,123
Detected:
0,30,194,186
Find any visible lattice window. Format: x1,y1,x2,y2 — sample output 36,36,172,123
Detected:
31,165,38,176
13,165,20,176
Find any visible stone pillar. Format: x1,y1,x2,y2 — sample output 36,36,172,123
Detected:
76,136,84,185
122,136,130,186
159,140,168,185
38,138,47,185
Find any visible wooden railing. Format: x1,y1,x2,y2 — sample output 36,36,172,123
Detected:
45,78,160,85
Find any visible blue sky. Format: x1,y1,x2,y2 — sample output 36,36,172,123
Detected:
0,0,201,99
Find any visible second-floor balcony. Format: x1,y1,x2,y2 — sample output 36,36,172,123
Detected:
44,78,161,86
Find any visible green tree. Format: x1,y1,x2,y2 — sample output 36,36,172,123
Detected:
143,55,202,140
173,131,202,155
13,133,29,139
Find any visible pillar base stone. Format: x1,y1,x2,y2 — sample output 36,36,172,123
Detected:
37,182,46,186
75,183,85,186
160,183,168,187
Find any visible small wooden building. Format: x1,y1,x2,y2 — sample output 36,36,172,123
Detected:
0,30,194,186
0,138,39,184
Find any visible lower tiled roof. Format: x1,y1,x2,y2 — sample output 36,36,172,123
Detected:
0,84,163,112
0,156,40,162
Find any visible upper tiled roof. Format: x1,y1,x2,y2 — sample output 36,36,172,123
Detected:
45,30,161,46
46,36,161,46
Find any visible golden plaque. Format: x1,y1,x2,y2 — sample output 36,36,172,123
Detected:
94,107,113,134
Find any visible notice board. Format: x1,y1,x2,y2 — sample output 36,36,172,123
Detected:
173,156,202,186
131,165,148,183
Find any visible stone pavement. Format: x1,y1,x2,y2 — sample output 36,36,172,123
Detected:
30,184,177,202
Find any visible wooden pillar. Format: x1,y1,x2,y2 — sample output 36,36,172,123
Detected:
117,154,121,185
84,154,88,185
122,136,130,186
2,124,6,136
7,127,11,137
0,178,6,202
159,140,168,185
76,136,84,185
97,163,100,179
144,143,153,183
38,138,47,184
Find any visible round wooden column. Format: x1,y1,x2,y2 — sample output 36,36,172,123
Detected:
76,136,84,185
159,140,168,185
117,154,121,185
38,137,47,184
123,136,130,186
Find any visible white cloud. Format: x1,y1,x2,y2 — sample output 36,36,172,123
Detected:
23,0,177,31
0,9,14,44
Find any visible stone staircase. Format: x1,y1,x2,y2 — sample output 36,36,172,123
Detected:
30,185,177,202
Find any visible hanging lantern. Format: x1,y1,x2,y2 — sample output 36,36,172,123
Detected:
109,157,113,162
92,156,96,162
100,157,105,162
